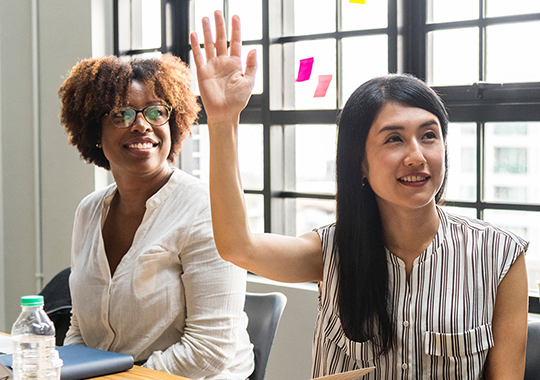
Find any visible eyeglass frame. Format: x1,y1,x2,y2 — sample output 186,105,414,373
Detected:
102,104,173,129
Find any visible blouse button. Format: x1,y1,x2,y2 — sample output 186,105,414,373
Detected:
401,363,409,370
403,320,409,327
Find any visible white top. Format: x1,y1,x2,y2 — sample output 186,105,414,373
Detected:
65,168,254,380
313,206,528,379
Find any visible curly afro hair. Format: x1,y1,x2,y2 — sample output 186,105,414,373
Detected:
58,54,200,170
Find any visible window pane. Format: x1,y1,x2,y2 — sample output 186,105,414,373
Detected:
296,198,336,235
484,209,540,293
341,35,388,104
427,0,479,23
484,122,540,204
284,0,335,36
486,21,540,83
131,0,161,50
445,123,477,202
228,0,262,40
245,194,264,233
293,125,337,194
182,124,263,191
283,40,336,110
486,0,540,17
427,28,479,86
190,0,224,37
341,0,388,31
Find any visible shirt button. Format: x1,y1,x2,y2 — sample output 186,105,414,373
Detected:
401,363,408,370
403,320,409,327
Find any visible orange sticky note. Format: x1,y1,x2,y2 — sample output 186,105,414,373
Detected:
349,0,366,3
314,75,332,98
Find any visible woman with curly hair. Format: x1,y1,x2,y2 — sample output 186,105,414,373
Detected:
58,54,254,379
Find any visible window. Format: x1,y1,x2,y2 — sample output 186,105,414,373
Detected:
115,0,540,311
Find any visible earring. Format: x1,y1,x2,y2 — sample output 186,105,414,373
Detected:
96,143,102,148
362,177,368,188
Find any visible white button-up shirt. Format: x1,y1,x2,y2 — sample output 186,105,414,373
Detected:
65,168,254,380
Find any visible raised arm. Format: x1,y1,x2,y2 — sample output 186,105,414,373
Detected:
190,11,323,283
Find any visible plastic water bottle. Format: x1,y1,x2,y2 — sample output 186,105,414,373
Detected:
11,295,63,380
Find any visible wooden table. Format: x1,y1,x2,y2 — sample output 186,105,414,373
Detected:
88,365,190,380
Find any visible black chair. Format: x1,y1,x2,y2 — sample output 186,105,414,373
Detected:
244,292,287,380
39,267,72,346
525,321,540,380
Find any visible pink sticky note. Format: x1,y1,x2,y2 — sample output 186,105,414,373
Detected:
314,75,333,98
296,57,314,82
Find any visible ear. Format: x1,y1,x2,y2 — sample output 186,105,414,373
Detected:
361,158,369,179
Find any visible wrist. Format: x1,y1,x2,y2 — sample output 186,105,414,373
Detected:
206,113,241,129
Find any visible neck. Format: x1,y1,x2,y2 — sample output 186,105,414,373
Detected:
378,201,440,260
111,165,173,212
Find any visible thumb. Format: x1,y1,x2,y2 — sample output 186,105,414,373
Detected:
244,49,257,88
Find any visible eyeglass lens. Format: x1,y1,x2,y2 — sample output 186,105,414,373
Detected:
110,105,170,127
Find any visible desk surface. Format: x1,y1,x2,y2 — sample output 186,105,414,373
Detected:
2,332,189,380
89,365,190,380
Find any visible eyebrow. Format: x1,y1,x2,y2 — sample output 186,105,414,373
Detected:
377,119,439,134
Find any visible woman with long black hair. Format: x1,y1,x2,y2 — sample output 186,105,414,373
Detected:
191,10,528,379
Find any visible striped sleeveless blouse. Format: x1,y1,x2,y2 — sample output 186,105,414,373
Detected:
313,206,528,379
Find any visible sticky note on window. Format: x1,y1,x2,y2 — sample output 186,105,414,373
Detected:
296,57,314,82
314,75,332,97
350,0,366,3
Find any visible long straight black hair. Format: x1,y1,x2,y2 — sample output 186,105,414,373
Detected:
335,74,449,355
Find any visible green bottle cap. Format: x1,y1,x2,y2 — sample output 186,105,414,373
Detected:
21,295,44,307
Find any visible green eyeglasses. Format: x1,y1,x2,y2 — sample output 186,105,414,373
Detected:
105,104,172,128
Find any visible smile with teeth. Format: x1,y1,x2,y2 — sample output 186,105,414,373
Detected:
127,142,155,149
400,175,428,183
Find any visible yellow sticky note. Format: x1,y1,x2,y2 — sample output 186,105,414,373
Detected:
350,0,366,3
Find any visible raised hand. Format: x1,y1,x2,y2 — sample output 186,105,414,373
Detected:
190,11,257,123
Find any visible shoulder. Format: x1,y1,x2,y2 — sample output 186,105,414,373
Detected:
442,207,528,249
439,207,529,272
170,169,209,202
75,183,116,215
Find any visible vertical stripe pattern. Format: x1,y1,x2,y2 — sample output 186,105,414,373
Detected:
312,207,528,379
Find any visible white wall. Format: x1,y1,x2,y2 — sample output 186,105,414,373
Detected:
247,275,319,380
0,0,113,332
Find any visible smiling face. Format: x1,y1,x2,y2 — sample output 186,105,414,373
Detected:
100,80,172,180
363,102,446,214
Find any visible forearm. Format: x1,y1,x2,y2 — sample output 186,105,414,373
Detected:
207,115,254,267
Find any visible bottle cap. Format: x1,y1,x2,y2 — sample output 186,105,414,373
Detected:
21,295,44,307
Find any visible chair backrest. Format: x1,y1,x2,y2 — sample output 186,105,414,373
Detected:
525,321,540,380
39,267,72,346
245,292,287,380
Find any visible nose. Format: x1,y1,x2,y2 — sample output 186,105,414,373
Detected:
404,139,426,167
130,112,152,133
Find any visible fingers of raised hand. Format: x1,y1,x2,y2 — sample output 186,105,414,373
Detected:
190,32,203,69
214,10,228,57
229,15,242,59
201,16,216,63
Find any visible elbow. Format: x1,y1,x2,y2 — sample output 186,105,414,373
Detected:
213,236,253,269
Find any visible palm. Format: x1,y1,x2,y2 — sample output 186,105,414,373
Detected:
197,55,254,118
190,12,257,120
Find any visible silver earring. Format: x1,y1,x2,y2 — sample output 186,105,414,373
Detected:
362,177,368,188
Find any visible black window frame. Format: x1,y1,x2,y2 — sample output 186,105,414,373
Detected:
113,0,540,312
